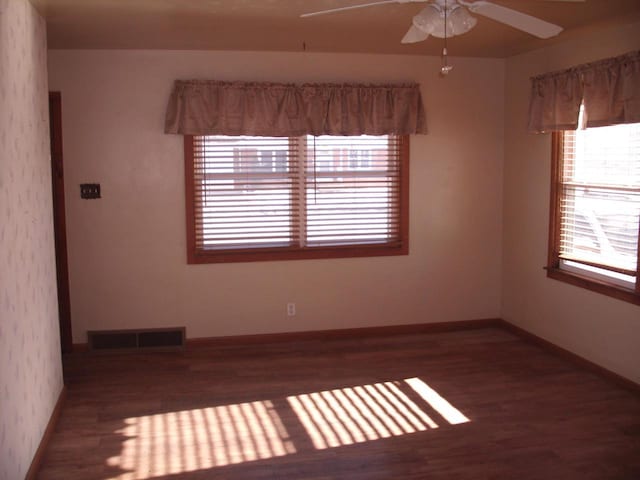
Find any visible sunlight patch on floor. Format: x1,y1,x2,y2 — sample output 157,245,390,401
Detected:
287,377,468,450
405,377,470,425
108,399,295,479
108,377,470,479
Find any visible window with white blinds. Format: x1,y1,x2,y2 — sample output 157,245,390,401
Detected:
185,135,408,263
549,121,640,303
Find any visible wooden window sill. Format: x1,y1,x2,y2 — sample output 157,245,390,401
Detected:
546,267,640,307
189,243,408,264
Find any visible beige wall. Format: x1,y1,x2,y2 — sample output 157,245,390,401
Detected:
47,50,505,343
503,21,640,384
0,0,64,478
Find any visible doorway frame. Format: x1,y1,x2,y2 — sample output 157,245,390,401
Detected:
49,91,73,353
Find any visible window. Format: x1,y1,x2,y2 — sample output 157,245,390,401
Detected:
547,119,640,305
185,135,409,263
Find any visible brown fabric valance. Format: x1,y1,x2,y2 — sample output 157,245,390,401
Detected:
527,50,640,133
165,80,427,136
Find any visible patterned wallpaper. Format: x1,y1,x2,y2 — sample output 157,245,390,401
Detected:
0,0,64,479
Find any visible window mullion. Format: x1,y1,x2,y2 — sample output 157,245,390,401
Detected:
293,137,307,248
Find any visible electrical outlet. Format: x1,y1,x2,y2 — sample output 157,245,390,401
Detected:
287,303,296,316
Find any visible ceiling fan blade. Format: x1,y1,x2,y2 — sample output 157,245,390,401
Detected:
465,1,563,39
401,24,430,43
300,0,399,18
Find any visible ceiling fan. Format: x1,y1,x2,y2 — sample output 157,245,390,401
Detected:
301,0,585,43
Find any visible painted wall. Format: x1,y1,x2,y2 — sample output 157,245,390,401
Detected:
47,50,505,343
503,20,640,384
0,0,64,478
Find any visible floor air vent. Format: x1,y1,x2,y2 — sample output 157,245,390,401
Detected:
88,327,185,352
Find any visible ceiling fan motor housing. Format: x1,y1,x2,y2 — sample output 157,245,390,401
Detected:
413,3,478,38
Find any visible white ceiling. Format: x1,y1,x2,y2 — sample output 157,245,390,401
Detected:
31,0,640,58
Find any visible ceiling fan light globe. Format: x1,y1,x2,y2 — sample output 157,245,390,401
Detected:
449,6,477,35
412,5,441,35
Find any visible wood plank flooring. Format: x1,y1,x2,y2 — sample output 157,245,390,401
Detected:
37,328,640,479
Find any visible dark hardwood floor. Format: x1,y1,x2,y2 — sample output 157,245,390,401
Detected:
38,328,640,479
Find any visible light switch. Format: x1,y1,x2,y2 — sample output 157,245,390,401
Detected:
80,183,101,199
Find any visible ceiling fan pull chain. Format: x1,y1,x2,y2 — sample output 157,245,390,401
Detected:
441,0,453,75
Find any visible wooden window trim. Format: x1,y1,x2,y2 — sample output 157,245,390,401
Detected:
184,135,410,264
546,131,640,306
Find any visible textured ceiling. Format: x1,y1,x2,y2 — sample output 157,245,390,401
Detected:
31,0,640,58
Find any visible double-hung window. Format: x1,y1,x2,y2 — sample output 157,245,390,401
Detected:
547,118,640,304
184,134,409,263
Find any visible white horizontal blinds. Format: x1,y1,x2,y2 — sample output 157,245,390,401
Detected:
304,135,401,247
559,122,640,275
193,136,299,250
